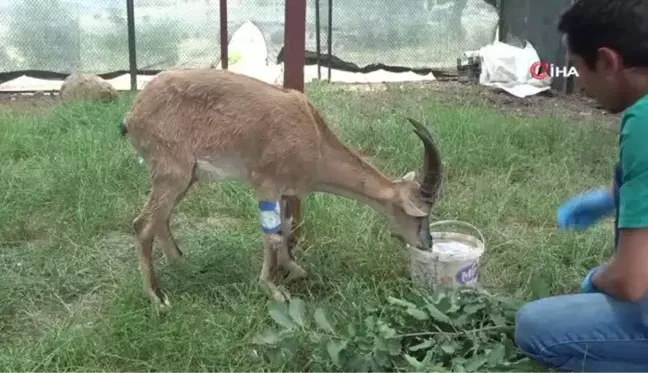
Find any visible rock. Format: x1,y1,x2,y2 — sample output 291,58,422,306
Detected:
59,73,118,103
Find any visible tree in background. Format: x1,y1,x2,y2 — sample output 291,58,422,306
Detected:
9,0,80,72
135,19,183,69
97,7,183,70
0,47,13,71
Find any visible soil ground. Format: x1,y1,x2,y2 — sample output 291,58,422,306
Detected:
333,80,619,131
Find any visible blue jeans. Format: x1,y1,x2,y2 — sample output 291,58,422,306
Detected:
515,293,648,372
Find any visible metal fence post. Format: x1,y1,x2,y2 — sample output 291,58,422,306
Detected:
220,0,228,69
327,0,332,81
283,1,306,91
315,0,321,79
496,0,503,42
126,0,137,91
283,0,307,243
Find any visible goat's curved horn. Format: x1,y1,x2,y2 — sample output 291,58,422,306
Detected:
406,118,442,205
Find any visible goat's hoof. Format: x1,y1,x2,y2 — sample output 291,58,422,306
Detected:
165,250,184,263
272,287,291,302
261,280,290,302
284,264,307,283
149,288,171,309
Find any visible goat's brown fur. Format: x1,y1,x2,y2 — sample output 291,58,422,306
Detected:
122,68,442,306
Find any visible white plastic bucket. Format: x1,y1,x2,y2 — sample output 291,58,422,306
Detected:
408,220,485,290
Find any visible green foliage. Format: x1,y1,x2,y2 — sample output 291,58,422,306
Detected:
9,0,80,72
253,288,544,372
0,47,13,70
133,19,183,69
96,10,183,70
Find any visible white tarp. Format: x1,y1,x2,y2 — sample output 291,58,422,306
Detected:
215,20,283,84
466,41,552,98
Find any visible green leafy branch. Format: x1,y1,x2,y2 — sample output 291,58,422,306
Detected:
252,288,545,372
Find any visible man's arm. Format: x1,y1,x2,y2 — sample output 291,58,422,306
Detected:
592,228,648,301
592,102,648,301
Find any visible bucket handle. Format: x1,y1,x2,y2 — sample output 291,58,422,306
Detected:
428,220,485,246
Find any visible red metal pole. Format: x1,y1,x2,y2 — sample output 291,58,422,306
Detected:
283,0,306,243
283,0,306,91
220,0,228,69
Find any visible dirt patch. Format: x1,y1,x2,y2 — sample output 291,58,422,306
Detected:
172,212,245,233
426,81,617,127
328,80,620,132
0,91,59,113
100,231,136,249
7,290,107,343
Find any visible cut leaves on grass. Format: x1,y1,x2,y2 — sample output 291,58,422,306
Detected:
252,287,546,371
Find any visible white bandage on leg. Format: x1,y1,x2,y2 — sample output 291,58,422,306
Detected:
259,200,281,234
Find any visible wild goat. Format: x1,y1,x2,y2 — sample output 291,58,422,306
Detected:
120,68,442,307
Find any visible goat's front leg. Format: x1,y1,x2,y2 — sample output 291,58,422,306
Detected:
260,233,287,301
257,200,305,301
258,200,289,301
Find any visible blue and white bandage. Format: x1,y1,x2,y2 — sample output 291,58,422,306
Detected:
259,201,281,234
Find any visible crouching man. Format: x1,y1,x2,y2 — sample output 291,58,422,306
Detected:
514,0,648,371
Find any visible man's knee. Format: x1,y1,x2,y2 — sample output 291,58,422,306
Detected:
514,296,572,360
514,293,648,372
514,301,543,355
513,299,573,371
513,293,615,370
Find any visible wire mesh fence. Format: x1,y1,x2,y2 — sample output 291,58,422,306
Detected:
324,0,498,68
0,0,499,76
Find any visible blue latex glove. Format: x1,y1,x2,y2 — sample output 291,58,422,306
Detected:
557,188,615,231
581,266,603,293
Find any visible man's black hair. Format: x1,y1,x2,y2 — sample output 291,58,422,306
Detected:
557,0,648,69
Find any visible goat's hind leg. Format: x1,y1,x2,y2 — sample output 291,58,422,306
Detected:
133,158,194,306
279,196,306,282
156,177,194,261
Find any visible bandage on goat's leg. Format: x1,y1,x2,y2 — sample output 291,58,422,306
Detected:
259,200,282,234
258,200,287,300
259,200,306,285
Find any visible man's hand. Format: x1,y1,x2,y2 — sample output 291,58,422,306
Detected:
557,188,615,231
580,266,603,293
592,228,648,301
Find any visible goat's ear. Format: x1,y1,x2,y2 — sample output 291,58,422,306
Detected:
402,171,416,181
402,198,427,217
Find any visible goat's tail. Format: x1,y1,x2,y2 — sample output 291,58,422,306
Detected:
118,119,128,136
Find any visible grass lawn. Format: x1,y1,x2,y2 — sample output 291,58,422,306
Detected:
0,81,618,371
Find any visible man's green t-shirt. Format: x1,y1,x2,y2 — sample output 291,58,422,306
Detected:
618,93,648,228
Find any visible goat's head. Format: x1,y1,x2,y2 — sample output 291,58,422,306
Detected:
386,118,442,251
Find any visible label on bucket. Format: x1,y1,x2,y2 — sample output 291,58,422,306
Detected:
455,261,478,285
